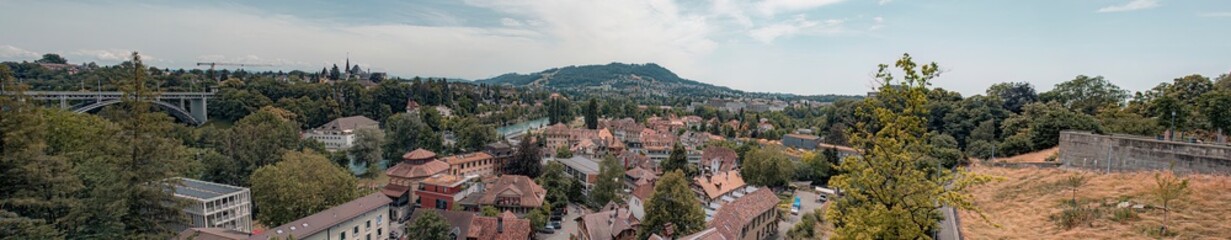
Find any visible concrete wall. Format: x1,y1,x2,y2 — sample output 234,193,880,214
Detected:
1058,131,1231,175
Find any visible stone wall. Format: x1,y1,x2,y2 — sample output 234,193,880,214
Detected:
1058,131,1231,175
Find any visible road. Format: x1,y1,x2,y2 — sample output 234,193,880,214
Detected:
538,204,587,240
779,190,826,238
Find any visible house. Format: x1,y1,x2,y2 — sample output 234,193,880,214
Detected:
442,152,498,178
463,175,546,215
706,188,780,240
626,179,656,221
693,171,751,221
417,174,484,210
169,178,253,233
252,192,392,240
616,150,651,170
408,209,533,240
383,148,451,222
174,227,248,240
578,205,640,240
624,166,657,190
484,142,516,173
781,133,821,150
302,116,380,151
554,156,602,195
700,147,738,174
406,100,421,113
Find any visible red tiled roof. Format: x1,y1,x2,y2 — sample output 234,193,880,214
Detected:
386,159,449,179
708,188,779,240
693,171,746,200
580,207,639,240
469,211,533,240
254,193,392,240
402,148,438,161
701,147,738,172
440,152,494,165
631,182,654,202
478,175,546,208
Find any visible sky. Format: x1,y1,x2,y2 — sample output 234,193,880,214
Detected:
0,0,1228,96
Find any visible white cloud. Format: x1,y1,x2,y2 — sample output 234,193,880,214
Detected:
500,18,524,27
68,49,147,62
749,15,844,44
869,16,885,30
755,0,846,17
1097,0,1160,13
878,0,892,6
1198,12,1231,17
0,45,39,59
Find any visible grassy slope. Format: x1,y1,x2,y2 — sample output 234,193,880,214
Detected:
958,156,1231,239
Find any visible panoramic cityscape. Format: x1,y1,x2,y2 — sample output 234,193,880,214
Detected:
2,0,1230,240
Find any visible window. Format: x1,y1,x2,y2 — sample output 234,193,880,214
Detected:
377,228,382,236
366,233,371,240
340,232,347,240
366,220,371,229
353,226,358,234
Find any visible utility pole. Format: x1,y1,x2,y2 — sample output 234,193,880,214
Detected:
1170,111,1177,141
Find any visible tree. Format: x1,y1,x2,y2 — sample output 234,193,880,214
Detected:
1198,90,1231,137
454,117,497,151
350,128,384,176
638,170,706,239
208,106,302,186
585,98,599,129
1097,110,1162,136
787,208,825,240
528,205,549,230
556,146,574,159
383,113,440,162
1216,73,1231,91
826,54,992,239
590,156,626,207
329,64,341,80
536,162,575,209
547,96,573,125
1151,171,1189,236
251,150,359,227
407,210,452,240
798,150,834,185
1040,75,1128,115
505,134,542,177
481,206,500,217
986,82,1038,113
742,145,796,188
1059,173,1087,205
0,65,78,239
660,143,690,175
35,53,67,64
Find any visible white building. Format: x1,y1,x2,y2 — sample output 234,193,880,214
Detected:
253,192,392,240
303,116,380,151
171,178,253,233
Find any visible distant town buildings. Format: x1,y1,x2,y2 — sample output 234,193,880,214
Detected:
554,155,602,195
170,178,253,233
463,175,546,215
781,133,821,150
302,115,379,151
578,204,640,240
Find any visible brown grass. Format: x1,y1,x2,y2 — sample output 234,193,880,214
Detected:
996,147,1059,163
958,165,1231,239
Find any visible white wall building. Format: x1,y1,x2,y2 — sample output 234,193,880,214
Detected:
171,178,253,233
303,116,380,151
253,192,392,240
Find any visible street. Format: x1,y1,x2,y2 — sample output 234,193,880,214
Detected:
537,204,587,240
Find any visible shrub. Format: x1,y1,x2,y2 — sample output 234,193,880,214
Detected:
1109,208,1138,223
1051,206,1101,229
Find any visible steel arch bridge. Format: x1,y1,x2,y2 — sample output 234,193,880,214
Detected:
4,91,214,125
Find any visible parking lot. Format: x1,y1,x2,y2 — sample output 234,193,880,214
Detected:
778,189,828,237
537,204,588,240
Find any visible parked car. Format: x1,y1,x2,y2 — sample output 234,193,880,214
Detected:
790,207,799,215
550,220,562,230
817,194,828,203
536,228,556,234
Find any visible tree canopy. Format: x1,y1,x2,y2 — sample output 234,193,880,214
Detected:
638,170,706,239
250,150,359,227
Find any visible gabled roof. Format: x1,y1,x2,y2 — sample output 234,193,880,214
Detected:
408,209,474,240
580,207,639,240
315,115,378,131
693,171,746,200
469,211,533,240
708,188,779,240
253,192,391,240
440,152,494,165
478,175,546,208
701,147,738,172
402,148,438,161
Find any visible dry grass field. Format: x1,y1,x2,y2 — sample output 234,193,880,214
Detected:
958,159,1231,239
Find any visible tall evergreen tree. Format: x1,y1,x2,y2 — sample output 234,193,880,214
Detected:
585,98,599,129
505,134,543,177
329,64,341,80
660,143,691,176
0,65,78,239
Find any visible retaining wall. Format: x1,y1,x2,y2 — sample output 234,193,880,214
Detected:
1058,131,1231,175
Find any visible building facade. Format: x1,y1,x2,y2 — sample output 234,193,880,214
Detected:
253,193,392,240
302,116,379,151
554,156,601,195
416,174,484,210
171,178,253,233
442,152,498,178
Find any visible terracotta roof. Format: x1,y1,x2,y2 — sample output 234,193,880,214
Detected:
693,171,746,200
701,147,738,172
469,211,533,240
402,148,438,161
174,228,248,240
580,207,639,240
478,175,546,208
708,188,779,240
420,174,471,188
631,182,655,202
386,159,450,180
440,152,494,165
315,115,378,131
253,192,391,240
625,167,656,181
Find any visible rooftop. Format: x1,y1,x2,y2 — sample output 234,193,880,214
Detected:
402,148,438,161
253,192,392,240
708,188,779,240
440,152,495,165
421,174,476,188
478,175,546,208
314,115,378,131
172,178,247,201
783,133,820,140
556,156,601,175
693,171,746,200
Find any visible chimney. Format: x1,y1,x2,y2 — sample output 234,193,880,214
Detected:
497,217,504,233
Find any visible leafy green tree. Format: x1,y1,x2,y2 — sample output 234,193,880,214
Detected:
210,86,273,123
555,146,574,159
454,117,496,152
787,208,825,240
35,53,68,64
251,150,359,226
986,82,1038,113
638,170,706,239
0,66,77,239
826,54,992,239
528,205,549,230
547,96,573,125
742,145,796,188
1149,95,1190,132
407,210,452,240
506,134,543,177
965,140,998,160
798,150,834,185
207,106,302,186
1097,110,1162,136
1198,90,1231,137
350,128,384,177
383,113,441,162
536,161,574,209
420,105,444,132
481,206,500,217
585,98,599,129
0,210,62,240
1040,75,1128,115
1022,102,1102,150
590,156,626,207
1216,73,1231,91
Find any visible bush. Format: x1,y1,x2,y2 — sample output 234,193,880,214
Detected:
1051,206,1101,229
998,134,1033,157
1109,208,1138,223
1044,152,1058,162
965,140,998,160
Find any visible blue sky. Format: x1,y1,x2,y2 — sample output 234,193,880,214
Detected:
0,0,1228,95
